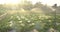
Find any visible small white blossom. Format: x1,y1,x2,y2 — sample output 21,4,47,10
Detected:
49,20,52,22
9,21,13,27
18,18,21,20
20,23,25,26
16,16,20,18
31,23,35,25
19,21,22,23
27,20,31,23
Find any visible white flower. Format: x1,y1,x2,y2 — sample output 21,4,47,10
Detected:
49,20,52,22
17,16,20,18
27,20,31,23
9,21,13,26
18,18,21,20
19,21,22,23
20,23,25,26
9,21,13,24
31,23,35,25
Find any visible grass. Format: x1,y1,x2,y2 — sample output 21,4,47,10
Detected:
0,10,60,32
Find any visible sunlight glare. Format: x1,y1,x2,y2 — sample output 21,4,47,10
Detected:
6,0,21,4
0,0,60,6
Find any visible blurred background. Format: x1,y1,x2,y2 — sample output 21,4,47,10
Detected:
0,0,60,32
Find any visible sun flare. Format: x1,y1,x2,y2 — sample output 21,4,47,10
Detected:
6,0,21,4
0,0,60,6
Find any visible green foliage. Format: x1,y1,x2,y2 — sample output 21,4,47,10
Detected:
0,1,60,32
